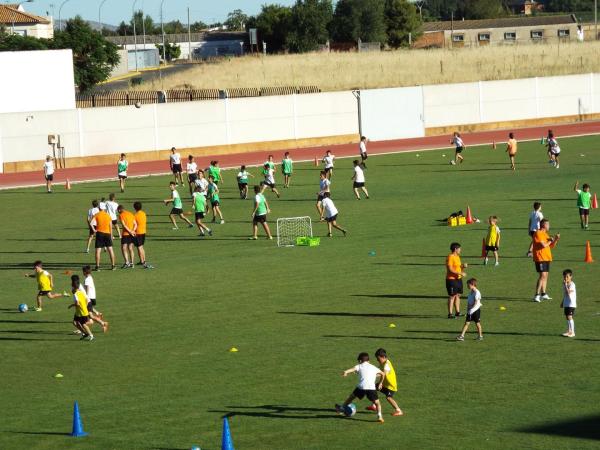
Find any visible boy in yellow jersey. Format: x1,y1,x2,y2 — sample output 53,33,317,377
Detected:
24,260,69,312
446,242,467,319
68,275,94,341
483,216,501,266
367,348,404,416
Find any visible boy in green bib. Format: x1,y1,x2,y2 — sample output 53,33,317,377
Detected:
281,152,293,188
207,175,225,224
574,181,592,229
192,186,212,236
164,182,193,230
117,153,128,193
250,185,273,240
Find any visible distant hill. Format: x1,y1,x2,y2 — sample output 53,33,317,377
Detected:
54,19,117,32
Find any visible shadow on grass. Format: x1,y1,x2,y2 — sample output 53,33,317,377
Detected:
324,334,452,342
352,293,445,300
0,318,68,324
403,330,600,341
209,404,373,422
0,329,67,335
279,311,437,319
515,414,600,440
0,262,89,270
8,431,70,436
0,336,72,341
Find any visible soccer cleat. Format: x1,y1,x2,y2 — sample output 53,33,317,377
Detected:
391,410,404,416
268,236,273,240
526,251,532,257
85,249,90,254
220,220,225,225
143,263,155,269
555,164,560,169
198,232,205,237
342,230,347,236
87,335,94,341
34,307,42,312
533,295,541,302
494,262,499,267
448,314,455,319
541,294,552,300
248,236,257,240
455,312,462,317
172,227,179,230
80,334,89,340
456,335,464,341
483,258,488,265
377,417,385,423
327,233,332,237
561,332,571,337
450,160,456,165
567,334,575,338
366,404,377,412
62,291,69,296
476,336,484,341
72,329,82,335
207,229,213,236
335,404,344,415
121,263,129,269
111,265,117,271
94,266,100,271
187,224,194,228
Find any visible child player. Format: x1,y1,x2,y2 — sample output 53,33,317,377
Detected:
359,136,368,168
456,278,483,341
281,152,293,188
237,165,252,199
446,242,467,319
366,348,403,417
207,175,225,224
352,160,369,200
68,275,94,341
260,163,281,198
483,216,501,266
164,181,194,230
169,147,183,186
186,155,198,196
316,170,331,221
43,155,54,193
336,352,385,423
450,132,465,165
82,265,108,333
250,185,273,240
322,150,335,179
207,161,222,185
24,261,68,312
85,200,100,254
547,132,561,168
560,269,577,338
574,181,592,229
506,132,517,171
117,153,128,192
192,186,212,237
322,192,347,237
106,193,121,239
527,202,543,257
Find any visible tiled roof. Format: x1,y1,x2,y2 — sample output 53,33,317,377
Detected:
423,14,576,32
0,5,50,25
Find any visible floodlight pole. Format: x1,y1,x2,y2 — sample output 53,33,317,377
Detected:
98,0,108,34
58,0,71,31
160,0,167,63
352,90,362,138
132,0,139,72
595,0,598,41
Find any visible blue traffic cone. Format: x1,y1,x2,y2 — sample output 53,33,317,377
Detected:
70,401,88,437
221,417,234,450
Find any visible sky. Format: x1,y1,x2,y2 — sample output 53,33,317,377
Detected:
22,0,297,26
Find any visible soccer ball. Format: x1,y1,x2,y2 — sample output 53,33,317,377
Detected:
343,403,357,417
18,303,28,313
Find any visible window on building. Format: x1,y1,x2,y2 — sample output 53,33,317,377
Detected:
452,34,464,42
530,30,543,40
558,29,570,37
504,32,516,41
478,33,491,41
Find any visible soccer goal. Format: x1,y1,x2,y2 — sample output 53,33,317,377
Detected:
277,216,313,247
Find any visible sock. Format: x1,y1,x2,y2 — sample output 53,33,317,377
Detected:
569,319,575,334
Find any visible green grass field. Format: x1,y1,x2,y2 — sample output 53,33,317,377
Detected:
1,136,599,450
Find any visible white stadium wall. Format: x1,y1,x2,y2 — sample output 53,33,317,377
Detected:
0,49,76,114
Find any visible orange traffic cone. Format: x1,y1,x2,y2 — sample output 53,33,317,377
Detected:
481,238,487,258
65,179,71,190
592,193,598,209
492,140,496,150
584,240,594,263
465,206,473,224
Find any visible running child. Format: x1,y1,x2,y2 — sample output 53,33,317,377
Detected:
456,278,483,341
527,202,543,257
574,181,592,229
207,175,225,224
547,132,561,168
450,132,465,165
359,136,368,168
133,201,153,268
105,193,121,239
117,153,128,192
352,160,369,200
322,192,347,237
506,132,517,171
281,152,293,188
483,216,501,266
366,348,403,417
186,155,198,196
316,170,331,221
560,269,577,338
117,205,137,269
250,185,273,240
68,275,94,341
265,154,276,171
81,266,108,333
322,150,335,179
24,261,68,312
43,155,54,193
237,165,253,199
169,147,183,186
260,163,281,198
192,186,212,237
207,161,223,185
164,181,194,230
85,200,100,253
336,352,385,423
90,207,116,270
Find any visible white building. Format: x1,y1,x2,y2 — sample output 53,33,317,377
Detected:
0,4,54,39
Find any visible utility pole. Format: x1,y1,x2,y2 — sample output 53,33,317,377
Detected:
160,0,167,63
133,0,139,72
188,6,192,62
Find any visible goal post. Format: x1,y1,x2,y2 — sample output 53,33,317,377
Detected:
276,216,313,247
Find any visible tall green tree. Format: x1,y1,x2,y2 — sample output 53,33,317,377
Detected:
0,31,50,51
286,0,333,52
253,4,293,53
52,16,120,92
545,0,593,12
130,10,157,35
330,0,387,43
224,9,249,31
463,0,506,19
156,42,181,61
163,20,187,34
385,0,422,48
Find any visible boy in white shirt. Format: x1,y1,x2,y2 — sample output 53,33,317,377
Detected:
352,160,369,200
106,193,121,239
169,147,183,186
194,170,209,196
527,202,543,257
560,269,577,338
450,132,465,165
237,165,253,199
322,192,347,237
82,265,108,333
186,155,198,196
316,170,331,221
85,200,100,253
43,156,54,193
322,150,335,179
260,163,281,198
336,352,385,423
456,278,483,341
547,132,561,168
359,136,368,168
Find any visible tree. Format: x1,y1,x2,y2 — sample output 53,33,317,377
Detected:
224,9,249,31
156,42,181,62
52,16,120,92
286,0,333,53
330,0,387,43
463,0,506,19
545,0,593,12
0,31,50,51
130,10,157,35
190,20,208,32
253,4,293,53
117,20,131,36
163,20,187,34
384,0,422,48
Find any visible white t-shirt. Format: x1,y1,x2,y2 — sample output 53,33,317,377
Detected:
354,166,365,183
359,141,367,155
548,138,561,154
319,178,331,195
170,153,181,165
529,210,544,232
467,288,482,314
562,282,577,308
323,155,334,169
87,207,100,221
106,201,119,221
322,197,338,218
194,177,208,196
99,201,107,211
353,362,381,390
453,136,464,148
265,168,275,185
84,275,96,300
187,162,198,174
43,161,54,176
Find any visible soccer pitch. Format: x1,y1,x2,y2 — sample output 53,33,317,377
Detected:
1,136,599,450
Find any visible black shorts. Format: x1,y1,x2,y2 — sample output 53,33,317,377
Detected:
353,182,365,188
528,230,536,237
283,172,292,176
135,234,145,247
262,181,275,188
188,173,198,183
88,299,97,307
211,200,220,207
579,208,590,216
455,146,464,153
238,182,247,190
171,208,183,215
118,174,127,179
379,387,395,398
326,214,338,223
535,261,550,273
465,309,481,323
195,212,205,220
74,315,90,325
45,174,54,181
121,235,135,245
352,388,378,402
111,219,118,225
95,232,113,249
485,245,498,251
253,214,267,224
88,225,95,236
38,290,51,297
564,307,576,317
172,163,182,174
361,153,368,160
324,167,333,173
317,194,324,202
446,279,463,296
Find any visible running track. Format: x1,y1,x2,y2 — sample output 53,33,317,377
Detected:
2,120,599,189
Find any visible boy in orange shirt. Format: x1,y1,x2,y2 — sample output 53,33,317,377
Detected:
506,132,517,171
532,219,560,302
133,201,153,269
117,205,137,269
446,242,467,319
90,209,116,271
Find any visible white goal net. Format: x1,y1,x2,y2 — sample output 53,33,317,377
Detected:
277,216,313,247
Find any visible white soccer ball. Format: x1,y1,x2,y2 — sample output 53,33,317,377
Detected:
18,303,28,313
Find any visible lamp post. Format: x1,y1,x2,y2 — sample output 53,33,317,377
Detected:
98,0,108,35
58,0,71,31
11,0,34,35
133,0,139,71
160,0,167,63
